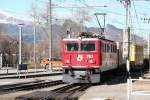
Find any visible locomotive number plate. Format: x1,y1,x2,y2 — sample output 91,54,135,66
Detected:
86,54,93,58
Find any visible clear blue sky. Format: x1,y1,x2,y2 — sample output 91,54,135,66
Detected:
0,0,150,38
0,0,33,13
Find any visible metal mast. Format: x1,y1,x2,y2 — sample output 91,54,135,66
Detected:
119,0,131,76
48,0,52,70
126,0,131,76
32,6,37,72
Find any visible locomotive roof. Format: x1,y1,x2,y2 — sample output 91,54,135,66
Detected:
63,38,99,41
63,38,115,43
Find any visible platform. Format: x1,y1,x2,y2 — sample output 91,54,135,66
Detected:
0,68,62,79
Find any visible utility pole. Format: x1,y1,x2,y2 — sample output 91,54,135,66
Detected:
32,6,37,72
0,53,2,69
148,34,150,72
119,0,131,77
0,43,2,69
119,2,131,100
33,24,36,72
48,0,52,71
126,0,131,77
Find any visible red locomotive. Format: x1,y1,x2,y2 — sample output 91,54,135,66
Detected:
62,33,118,83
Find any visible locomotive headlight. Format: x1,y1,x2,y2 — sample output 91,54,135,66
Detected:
65,60,70,64
89,60,96,64
77,54,83,61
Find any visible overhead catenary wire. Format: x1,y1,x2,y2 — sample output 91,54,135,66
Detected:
36,0,150,28
129,7,137,44
132,0,143,39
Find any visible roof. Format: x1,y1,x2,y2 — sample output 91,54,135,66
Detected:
63,37,115,43
63,38,99,41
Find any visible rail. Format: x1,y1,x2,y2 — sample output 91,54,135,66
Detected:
16,83,91,100
0,80,64,95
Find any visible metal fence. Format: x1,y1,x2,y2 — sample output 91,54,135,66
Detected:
2,64,18,68
0,64,18,74
127,78,150,100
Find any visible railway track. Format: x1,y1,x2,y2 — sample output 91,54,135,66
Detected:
0,80,64,95
4,67,149,100
16,83,91,100
15,68,147,100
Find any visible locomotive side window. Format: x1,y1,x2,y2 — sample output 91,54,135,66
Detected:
111,44,113,52
106,44,109,52
105,44,107,52
65,43,78,51
110,43,117,53
111,44,117,53
102,43,105,52
102,43,107,52
113,45,115,52
113,45,116,53
81,42,95,51
114,45,117,52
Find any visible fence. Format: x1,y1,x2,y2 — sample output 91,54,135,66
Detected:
127,78,150,100
0,64,28,75
0,64,17,74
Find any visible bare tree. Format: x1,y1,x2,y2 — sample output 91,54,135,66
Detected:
0,34,19,66
28,1,92,62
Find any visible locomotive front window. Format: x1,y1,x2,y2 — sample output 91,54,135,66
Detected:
65,43,79,51
81,42,95,51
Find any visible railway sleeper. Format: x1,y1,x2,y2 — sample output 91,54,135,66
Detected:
41,84,91,100
16,83,90,100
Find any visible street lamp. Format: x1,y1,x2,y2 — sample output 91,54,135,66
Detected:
18,23,24,65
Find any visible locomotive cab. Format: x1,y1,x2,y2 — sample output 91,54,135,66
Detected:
62,38,102,83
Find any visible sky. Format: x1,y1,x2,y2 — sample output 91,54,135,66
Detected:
0,0,150,38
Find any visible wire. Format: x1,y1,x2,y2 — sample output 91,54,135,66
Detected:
129,9,137,44
132,1,142,37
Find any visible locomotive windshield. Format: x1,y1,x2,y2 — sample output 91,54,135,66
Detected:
81,42,95,51
65,42,78,51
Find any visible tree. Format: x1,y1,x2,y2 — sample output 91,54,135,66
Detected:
0,34,19,66
28,1,92,63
